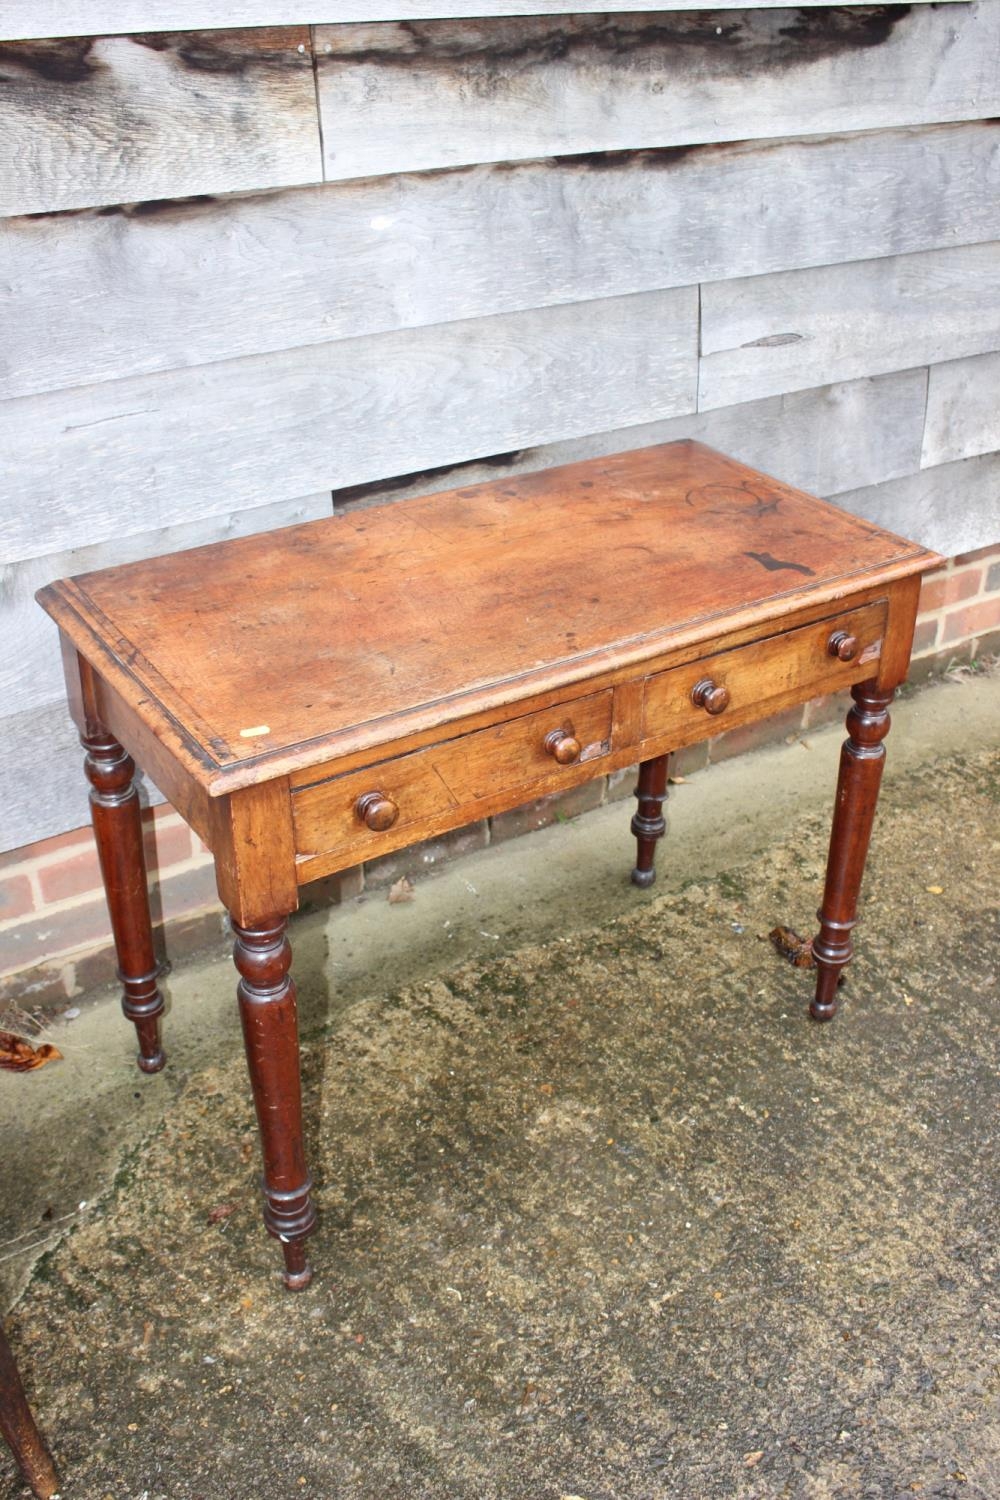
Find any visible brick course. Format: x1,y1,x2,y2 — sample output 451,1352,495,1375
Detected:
2,541,997,1010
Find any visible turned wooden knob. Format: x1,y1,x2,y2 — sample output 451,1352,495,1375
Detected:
828,630,859,662
543,728,582,765
691,678,730,715
355,790,399,831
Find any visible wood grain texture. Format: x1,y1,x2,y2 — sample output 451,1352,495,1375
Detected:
0,0,964,42
37,442,935,795
834,453,1000,559
642,601,887,745
1,287,698,564
699,243,1000,412
314,6,1000,181
211,781,298,924
5,122,999,401
0,29,321,218
292,688,614,866
3,495,334,718
328,370,929,517
921,351,1000,468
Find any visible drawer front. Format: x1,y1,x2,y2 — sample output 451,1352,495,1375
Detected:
292,689,613,866
643,601,888,746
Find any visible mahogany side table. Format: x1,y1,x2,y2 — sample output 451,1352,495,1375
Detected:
37,441,939,1289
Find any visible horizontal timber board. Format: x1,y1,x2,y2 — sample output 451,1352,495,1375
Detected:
699,243,1000,411
1,494,335,719
5,122,1000,401
0,285,697,564
330,369,928,523
834,452,1000,560
314,5,1000,181
0,1,965,41
0,698,166,853
0,29,322,217
922,352,1000,469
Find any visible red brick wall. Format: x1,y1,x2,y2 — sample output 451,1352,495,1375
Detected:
2,543,997,1011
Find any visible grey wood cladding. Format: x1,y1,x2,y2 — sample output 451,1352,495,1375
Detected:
922,352,1000,469
5,122,1000,402
1,1,999,859
834,453,1000,562
0,1,966,43
314,6,1000,182
330,371,929,526
0,28,322,217
0,287,698,564
699,243,1000,411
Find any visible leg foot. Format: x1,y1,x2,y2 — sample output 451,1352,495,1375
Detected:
233,918,317,1288
630,754,669,887
811,681,894,1021
0,1320,59,1500
282,1240,314,1291
83,731,166,1072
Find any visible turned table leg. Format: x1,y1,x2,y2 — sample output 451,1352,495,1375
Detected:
0,1320,59,1500
232,918,317,1290
812,681,894,1021
83,729,166,1073
630,753,670,888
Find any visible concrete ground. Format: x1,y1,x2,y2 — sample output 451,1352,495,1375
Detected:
1,671,997,1499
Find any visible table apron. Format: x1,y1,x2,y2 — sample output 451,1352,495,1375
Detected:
291,597,888,882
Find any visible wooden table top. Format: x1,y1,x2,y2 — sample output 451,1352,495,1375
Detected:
39,441,937,793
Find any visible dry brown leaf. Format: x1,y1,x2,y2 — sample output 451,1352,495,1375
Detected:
768,926,815,968
388,876,415,904
744,1450,765,1467
926,885,944,895
207,1203,237,1225
0,1029,62,1072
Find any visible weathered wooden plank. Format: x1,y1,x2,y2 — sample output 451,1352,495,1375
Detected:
0,698,173,852
834,453,1000,559
0,701,107,852
0,1,965,42
0,29,322,218
0,285,698,564
699,243,1000,413
1,494,335,719
921,352,1000,469
5,122,1000,402
314,6,1000,182
331,369,928,518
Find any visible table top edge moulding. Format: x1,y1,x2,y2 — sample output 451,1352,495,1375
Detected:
36,440,939,797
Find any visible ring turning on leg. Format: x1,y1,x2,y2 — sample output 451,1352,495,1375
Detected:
630,753,670,888
82,730,166,1073
233,918,317,1289
812,681,894,1021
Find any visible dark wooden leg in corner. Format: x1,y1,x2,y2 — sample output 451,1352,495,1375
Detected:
232,918,317,1290
0,1320,59,1500
630,753,670,888
812,681,894,1021
83,729,166,1073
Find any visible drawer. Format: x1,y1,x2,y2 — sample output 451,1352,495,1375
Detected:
292,689,613,867
642,600,888,746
